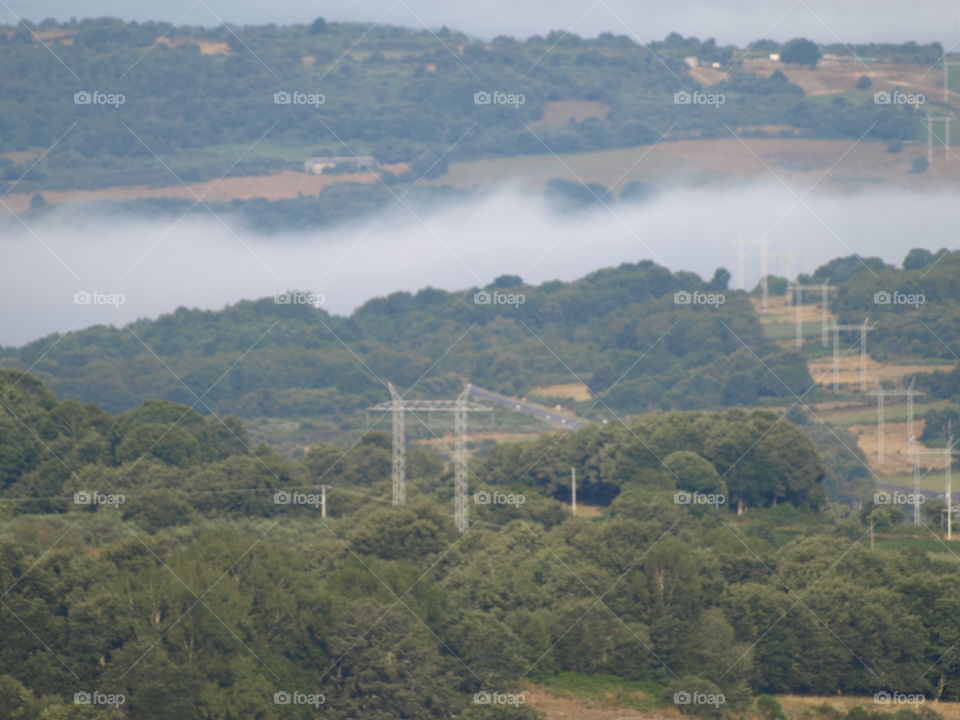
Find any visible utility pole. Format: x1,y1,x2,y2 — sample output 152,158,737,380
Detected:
320,484,328,518
927,115,952,164
914,432,957,535
571,466,577,515
821,282,831,346
947,116,952,161
734,234,748,291
389,383,406,505
910,437,921,525
948,433,953,540
946,60,957,103
759,235,769,311
454,384,470,533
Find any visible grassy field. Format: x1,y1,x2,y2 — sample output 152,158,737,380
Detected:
529,673,663,713
820,400,948,427
432,137,960,194
522,676,960,720
880,471,953,494
763,321,826,341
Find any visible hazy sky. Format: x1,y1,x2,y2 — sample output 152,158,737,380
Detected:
2,184,958,347
3,0,957,46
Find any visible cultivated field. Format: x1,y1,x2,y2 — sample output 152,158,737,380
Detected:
2,165,409,215
434,137,960,194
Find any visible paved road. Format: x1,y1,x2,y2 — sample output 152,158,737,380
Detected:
468,385,589,430
876,481,957,502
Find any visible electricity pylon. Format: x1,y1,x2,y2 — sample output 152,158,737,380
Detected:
830,319,876,391
913,436,957,538
788,282,833,347
927,114,952,163
368,383,490,531
873,378,923,463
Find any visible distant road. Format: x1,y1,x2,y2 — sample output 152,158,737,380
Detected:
468,385,590,430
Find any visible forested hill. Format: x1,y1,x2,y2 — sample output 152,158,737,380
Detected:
0,261,812,437
1,17,928,194
1,369,958,718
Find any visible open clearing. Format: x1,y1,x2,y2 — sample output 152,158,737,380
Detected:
523,687,960,720
807,355,953,389
846,420,951,476
435,137,960,193
3,165,408,215
531,382,594,401
742,58,958,101
8,134,960,216
532,99,611,127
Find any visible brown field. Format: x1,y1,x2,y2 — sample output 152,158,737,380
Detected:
754,295,830,324
847,420,947,475
156,37,231,55
523,686,664,720
2,165,409,215
689,65,729,86
413,431,543,448
522,688,960,720
742,58,955,101
661,137,950,184
807,355,954,389
780,695,960,720
437,136,960,194
533,100,610,127
531,382,594,401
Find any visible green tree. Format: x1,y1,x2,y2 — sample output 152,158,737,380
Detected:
780,38,820,67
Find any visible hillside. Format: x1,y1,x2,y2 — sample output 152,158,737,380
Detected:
2,370,960,718
0,20,948,209
0,260,812,447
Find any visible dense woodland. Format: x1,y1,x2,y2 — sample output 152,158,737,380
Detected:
0,260,814,437
0,369,958,719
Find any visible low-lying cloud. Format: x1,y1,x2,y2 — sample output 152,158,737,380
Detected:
2,183,958,347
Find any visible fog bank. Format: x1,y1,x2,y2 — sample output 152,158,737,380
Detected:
2,183,957,347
